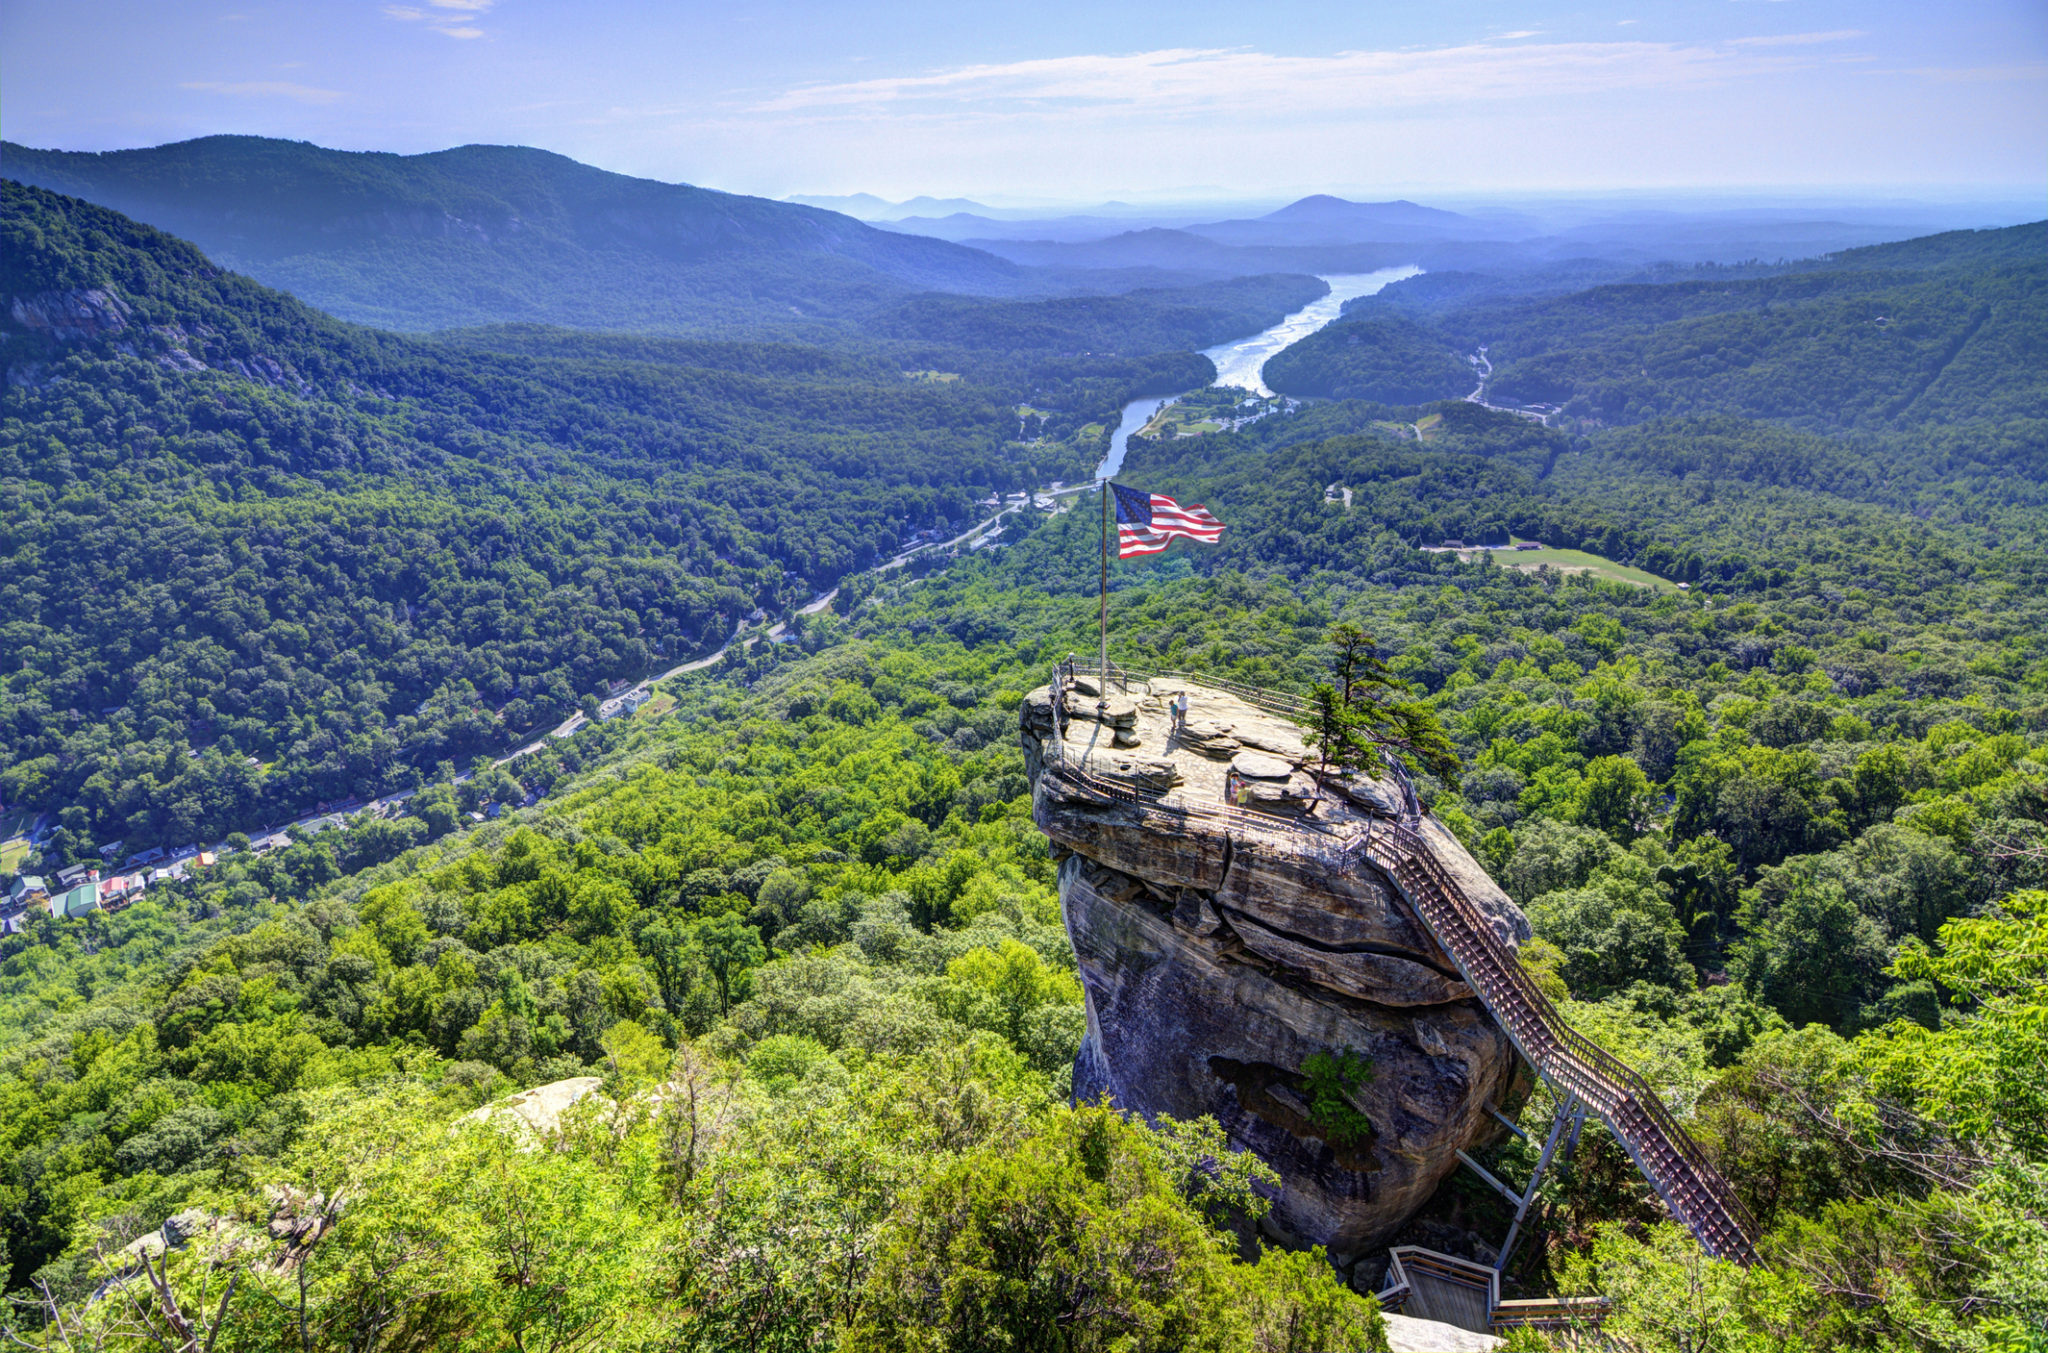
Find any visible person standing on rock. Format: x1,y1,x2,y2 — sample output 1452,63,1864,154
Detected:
1170,690,1190,737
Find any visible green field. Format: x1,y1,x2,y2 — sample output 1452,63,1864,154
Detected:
1482,545,1676,590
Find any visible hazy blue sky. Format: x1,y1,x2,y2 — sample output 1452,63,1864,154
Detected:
4,0,2043,203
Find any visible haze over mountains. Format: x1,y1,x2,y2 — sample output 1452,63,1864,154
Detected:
8,135,2033,342
830,186,2039,281
1,137,1051,333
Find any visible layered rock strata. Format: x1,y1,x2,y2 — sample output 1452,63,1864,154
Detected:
1023,677,1532,1264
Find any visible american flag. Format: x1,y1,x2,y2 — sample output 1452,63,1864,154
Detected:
1111,481,1227,558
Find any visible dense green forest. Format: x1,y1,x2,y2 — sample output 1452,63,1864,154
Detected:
2,170,2045,1350
1270,223,2047,436
3,476,2043,1344
1,183,1320,851
1260,314,1477,405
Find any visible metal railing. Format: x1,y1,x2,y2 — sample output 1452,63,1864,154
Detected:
1361,822,1759,1262
1055,657,1424,829
1037,658,1760,1264
1045,658,1357,844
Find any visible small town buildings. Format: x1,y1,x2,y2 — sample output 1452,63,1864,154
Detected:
98,874,144,908
8,875,48,908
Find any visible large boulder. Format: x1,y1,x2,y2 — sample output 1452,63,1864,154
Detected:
1024,680,1531,1269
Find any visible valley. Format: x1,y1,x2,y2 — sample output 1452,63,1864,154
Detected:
1,128,2045,1353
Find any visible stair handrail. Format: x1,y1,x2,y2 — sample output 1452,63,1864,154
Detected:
1362,821,1759,1261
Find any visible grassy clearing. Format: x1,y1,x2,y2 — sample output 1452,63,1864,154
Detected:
1488,546,1675,590
1,839,30,875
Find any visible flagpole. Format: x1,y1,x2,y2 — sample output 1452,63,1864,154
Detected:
1098,478,1110,702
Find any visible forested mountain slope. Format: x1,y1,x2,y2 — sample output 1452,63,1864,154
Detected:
2,167,2046,1352
1,136,1049,331
0,183,1311,851
1268,222,2048,427
1,426,2041,1343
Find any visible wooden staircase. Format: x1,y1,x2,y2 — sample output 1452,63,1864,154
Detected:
1360,822,1759,1264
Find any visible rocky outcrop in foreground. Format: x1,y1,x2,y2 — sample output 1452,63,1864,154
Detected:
1023,676,1531,1277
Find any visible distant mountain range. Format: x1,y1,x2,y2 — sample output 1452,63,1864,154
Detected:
11,138,2028,334
867,191,2029,281
1,137,1046,332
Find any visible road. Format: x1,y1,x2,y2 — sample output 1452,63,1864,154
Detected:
82,477,1105,877
882,482,1095,571
1463,345,1554,425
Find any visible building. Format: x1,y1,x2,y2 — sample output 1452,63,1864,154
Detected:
8,875,48,908
597,688,651,722
51,882,100,920
98,874,145,909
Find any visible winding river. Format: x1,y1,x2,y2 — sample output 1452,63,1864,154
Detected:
1094,265,1420,479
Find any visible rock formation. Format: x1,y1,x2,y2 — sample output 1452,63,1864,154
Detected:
1022,675,1532,1273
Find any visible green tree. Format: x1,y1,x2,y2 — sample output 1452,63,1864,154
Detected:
1575,754,1653,842
1297,623,1461,790
1733,880,1889,1030
695,913,768,1014
846,1100,1387,1352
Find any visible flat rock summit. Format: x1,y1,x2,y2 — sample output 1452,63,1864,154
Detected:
1022,671,1533,1276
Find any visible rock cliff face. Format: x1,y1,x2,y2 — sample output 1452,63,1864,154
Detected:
1022,677,1530,1270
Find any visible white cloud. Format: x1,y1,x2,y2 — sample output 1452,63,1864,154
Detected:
180,80,344,104
384,0,492,39
757,39,1840,123
1728,30,1864,47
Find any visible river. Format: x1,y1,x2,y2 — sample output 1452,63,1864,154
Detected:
1093,265,1420,479
1201,265,1422,396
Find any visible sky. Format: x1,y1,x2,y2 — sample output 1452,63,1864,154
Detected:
3,0,2044,206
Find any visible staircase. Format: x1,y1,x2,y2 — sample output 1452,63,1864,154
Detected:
1361,821,1759,1264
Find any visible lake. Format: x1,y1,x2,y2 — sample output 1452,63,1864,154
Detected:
1094,265,1420,479
1201,266,1422,396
